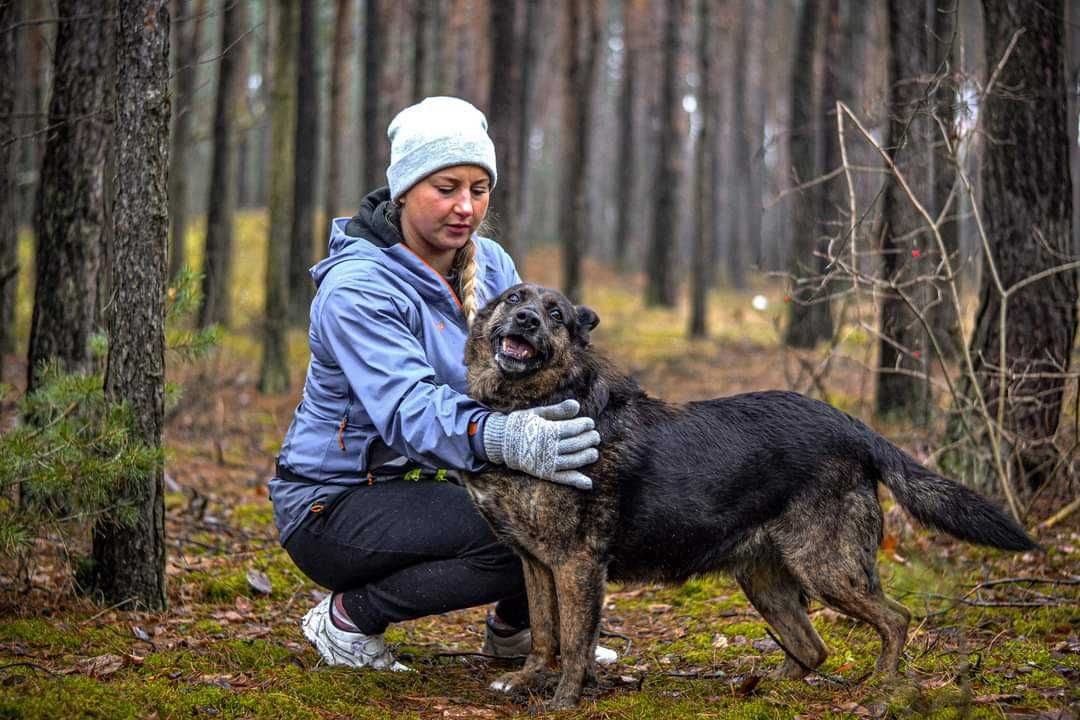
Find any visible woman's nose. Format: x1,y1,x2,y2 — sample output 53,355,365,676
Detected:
454,191,473,217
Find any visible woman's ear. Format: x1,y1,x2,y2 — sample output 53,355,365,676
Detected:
574,305,599,346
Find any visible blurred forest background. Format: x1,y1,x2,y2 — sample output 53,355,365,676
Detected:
0,1,1078,717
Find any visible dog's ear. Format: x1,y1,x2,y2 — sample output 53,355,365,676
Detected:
574,305,599,346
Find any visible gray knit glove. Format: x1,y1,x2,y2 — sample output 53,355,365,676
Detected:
483,399,600,490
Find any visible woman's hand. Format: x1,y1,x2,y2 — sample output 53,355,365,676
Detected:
482,399,601,490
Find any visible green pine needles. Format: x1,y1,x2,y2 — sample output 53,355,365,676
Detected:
0,268,218,582
0,364,163,558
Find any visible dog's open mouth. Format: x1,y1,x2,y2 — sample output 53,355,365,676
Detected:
500,335,536,360
493,333,546,376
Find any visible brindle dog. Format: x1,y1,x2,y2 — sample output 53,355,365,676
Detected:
463,283,1036,709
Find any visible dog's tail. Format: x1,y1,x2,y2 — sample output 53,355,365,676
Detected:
874,438,1037,552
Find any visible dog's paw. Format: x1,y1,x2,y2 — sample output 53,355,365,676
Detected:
489,670,552,696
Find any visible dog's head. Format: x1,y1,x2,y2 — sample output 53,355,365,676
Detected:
465,283,599,410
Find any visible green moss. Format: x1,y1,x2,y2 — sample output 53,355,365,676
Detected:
0,618,123,656
0,675,141,720
230,502,274,532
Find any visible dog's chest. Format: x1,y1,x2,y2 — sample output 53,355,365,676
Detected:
464,471,615,560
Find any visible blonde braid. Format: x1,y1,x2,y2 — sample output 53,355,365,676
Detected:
455,239,480,328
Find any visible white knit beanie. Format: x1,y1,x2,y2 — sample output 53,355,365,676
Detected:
386,97,498,201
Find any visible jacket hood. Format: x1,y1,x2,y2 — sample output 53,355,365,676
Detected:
310,187,402,286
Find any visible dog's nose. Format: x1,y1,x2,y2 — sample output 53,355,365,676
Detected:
514,308,540,329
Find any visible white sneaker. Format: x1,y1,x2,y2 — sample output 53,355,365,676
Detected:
483,616,618,665
301,595,412,671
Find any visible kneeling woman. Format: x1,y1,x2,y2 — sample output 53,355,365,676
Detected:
270,97,612,670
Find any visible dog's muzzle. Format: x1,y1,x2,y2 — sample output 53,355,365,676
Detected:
491,310,549,377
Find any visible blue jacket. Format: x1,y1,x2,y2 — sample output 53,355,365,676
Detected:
270,188,521,543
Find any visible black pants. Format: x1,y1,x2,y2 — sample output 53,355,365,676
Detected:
283,478,529,635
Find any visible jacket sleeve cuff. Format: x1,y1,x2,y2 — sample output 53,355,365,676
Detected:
469,412,492,463
482,412,508,465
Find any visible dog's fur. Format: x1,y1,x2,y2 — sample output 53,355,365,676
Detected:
463,283,1036,709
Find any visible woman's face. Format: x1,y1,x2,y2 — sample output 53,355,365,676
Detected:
399,165,491,272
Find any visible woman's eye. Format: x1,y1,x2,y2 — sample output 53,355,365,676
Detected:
549,308,563,322
437,187,454,195
472,187,489,197
507,293,520,304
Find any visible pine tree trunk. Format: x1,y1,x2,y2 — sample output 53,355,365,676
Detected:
559,0,600,303
876,0,933,423
488,0,522,261
646,0,685,308
28,0,114,391
613,0,640,275
1069,0,1079,257
288,0,319,326
727,2,749,290
782,0,831,347
927,0,962,359
323,0,352,246
167,0,206,282
198,0,246,328
689,0,713,337
93,0,170,611
259,1,297,394
955,0,1077,492
413,0,429,99
0,0,17,382
431,0,447,94
362,0,384,191
514,0,540,260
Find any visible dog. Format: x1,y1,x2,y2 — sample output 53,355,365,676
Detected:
462,283,1036,709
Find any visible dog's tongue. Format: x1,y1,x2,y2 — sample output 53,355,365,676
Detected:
501,335,536,360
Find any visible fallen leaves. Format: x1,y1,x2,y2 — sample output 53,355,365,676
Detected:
245,568,272,596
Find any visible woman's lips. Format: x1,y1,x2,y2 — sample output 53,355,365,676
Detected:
445,224,471,236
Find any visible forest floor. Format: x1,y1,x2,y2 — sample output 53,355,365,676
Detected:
0,231,1077,719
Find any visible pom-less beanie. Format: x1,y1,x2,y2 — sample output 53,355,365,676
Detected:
386,97,498,201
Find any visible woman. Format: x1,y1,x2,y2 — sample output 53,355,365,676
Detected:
271,97,610,671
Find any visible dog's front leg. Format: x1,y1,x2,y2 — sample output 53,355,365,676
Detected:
549,555,605,710
491,554,559,696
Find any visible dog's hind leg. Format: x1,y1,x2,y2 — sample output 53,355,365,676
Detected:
549,555,606,710
784,496,910,675
491,554,559,695
736,560,828,680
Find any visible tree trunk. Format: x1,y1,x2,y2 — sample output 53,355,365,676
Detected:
614,0,641,275
559,0,601,303
92,0,170,611
198,0,246,328
689,0,713,337
782,0,830,347
0,0,18,383
1069,0,1079,257
413,0,429,100
323,0,352,246
431,0,448,94
489,0,522,260
167,0,206,282
928,0,962,359
645,0,685,307
727,2,749,290
955,0,1077,492
362,0,384,191
288,0,319,326
259,1,297,394
28,0,114,391
876,0,933,423
514,0,540,261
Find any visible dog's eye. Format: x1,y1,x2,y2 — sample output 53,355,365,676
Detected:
507,292,521,304
549,308,563,323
